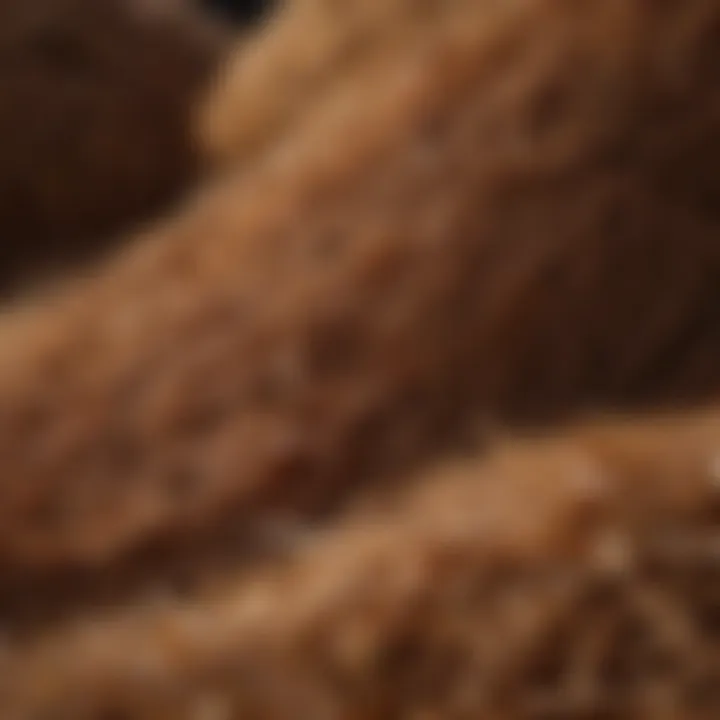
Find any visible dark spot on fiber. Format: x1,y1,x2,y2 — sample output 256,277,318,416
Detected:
527,78,574,140
164,463,202,502
200,0,274,25
30,30,88,71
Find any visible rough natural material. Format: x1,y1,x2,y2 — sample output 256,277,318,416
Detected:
1,408,719,717
0,0,718,717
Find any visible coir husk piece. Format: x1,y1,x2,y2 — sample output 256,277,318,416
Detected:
0,0,717,715
0,408,719,717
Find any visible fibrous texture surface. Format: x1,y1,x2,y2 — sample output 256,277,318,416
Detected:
0,0,718,716
1,409,720,717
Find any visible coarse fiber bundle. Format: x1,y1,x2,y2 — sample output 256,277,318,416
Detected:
0,0,718,716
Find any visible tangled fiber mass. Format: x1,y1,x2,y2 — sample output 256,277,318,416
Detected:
0,0,718,717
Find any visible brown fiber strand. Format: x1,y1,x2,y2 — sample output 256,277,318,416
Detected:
0,407,718,717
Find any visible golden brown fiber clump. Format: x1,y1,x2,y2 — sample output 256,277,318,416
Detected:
0,0,717,716
0,0,716,575
199,0,479,168
0,408,719,717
